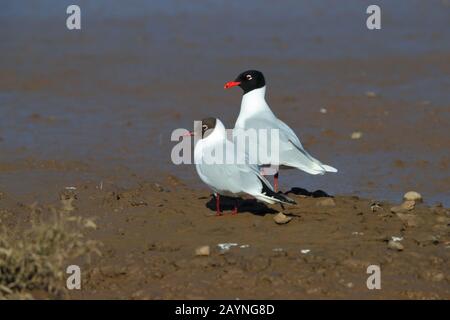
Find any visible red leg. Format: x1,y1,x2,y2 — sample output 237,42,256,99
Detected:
215,194,222,216
274,172,279,192
232,199,238,215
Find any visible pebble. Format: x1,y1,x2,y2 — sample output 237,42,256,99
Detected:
195,245,210,256
217,243,238,251
391,200,415,213
387,240,404,251
84,219,97,229
316,198,336,207
273,212,292,224
403,191,422,203
370,202,383,212
152,183,165,192
366,91,377,98
350,131,363,139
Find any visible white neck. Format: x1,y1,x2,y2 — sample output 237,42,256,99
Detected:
242,86,267,105
205,119,226,142
236,86,273,128
194,119,227,164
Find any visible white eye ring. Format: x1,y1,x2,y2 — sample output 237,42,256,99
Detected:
202,125,208,130
246,74,252,80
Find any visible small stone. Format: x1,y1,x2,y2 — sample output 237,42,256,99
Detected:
195,245,210,256
366,91,377,98
391,200,415,213
316,198,336,207
351,131,363,139
370,202,383,212
403,191,422,203
217,243,238,251
195,246,210,256
387,240,404,251
152,183,165,192
84,219,97,229
273,212,292,224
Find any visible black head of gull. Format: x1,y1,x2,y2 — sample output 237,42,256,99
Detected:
224,70,266,94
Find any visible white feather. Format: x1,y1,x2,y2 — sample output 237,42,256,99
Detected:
234,86,337,174
195,119,287,204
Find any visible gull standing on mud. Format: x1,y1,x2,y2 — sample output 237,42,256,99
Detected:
192,117,295,216
224,70,337,191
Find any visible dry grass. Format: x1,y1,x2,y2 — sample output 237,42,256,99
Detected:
0,203,100,299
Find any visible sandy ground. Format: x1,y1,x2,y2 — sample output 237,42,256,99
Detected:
2,173,448,299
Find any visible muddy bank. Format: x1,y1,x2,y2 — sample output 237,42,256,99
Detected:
1,175,448,299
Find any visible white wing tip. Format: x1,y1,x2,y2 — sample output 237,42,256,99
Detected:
322,165,338,173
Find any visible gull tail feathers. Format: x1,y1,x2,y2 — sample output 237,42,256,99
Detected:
256,178,296,205
321,164,338,173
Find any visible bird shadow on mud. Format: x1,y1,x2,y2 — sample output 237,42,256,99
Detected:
203,188,332,215
204,195,278,215
285,187,333,198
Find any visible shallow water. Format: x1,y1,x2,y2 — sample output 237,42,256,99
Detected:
0,1,449,205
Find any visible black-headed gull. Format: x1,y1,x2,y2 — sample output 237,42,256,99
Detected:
225,70,337,191
192,117,295,216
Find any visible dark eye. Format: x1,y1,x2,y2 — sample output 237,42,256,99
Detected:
202,124,208,130
246,74,252,80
